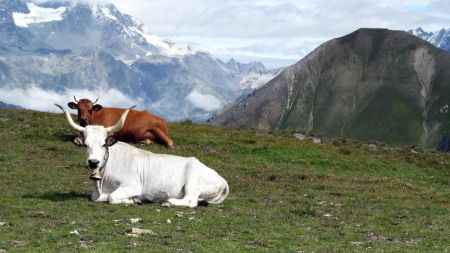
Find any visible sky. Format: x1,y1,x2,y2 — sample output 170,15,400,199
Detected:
105,0,450,68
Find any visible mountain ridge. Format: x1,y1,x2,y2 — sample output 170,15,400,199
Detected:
210,28,450,147
0,0,280,121
409,27,450,52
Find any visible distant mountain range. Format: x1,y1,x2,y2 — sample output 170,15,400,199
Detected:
409,27,450,52
0,0,280,121
0,101,23,109
211,28,450,147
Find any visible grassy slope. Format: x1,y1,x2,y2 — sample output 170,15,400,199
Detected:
0,109,449,252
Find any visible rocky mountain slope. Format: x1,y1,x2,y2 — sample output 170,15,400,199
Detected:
0,0,279,121
211,28,450,147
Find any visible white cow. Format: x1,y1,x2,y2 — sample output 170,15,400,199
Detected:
55,104,229,207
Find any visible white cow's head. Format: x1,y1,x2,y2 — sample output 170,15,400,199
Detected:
55,104,134,171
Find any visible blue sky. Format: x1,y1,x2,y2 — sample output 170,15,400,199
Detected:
99,0,450,67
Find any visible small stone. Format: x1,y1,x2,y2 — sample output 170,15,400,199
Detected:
294,133,306,140
166,219,172,224
125,233,139,238
323,214,331,217
312,138,322,144
130,218,142,224
176,212,184,218
127,228,157,236
0,222,8,226
69,230,80,236
12,240,26,246
155,209,161,212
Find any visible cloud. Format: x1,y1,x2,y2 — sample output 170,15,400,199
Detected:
185,90,222,111
30,0,450,67
0,86,144,112
106,0,450,67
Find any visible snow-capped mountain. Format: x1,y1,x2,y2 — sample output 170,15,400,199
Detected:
9,1,193,63
226,59,283,90
0,0,280,121
408,27,450,51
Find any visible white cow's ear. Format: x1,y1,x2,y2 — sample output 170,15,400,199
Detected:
72,136,85,147
105,136,118,146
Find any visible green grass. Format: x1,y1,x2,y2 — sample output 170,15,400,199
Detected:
0,109,449,252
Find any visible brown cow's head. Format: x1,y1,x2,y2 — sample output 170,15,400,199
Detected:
68,96,103,127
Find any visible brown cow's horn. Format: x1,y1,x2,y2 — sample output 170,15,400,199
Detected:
73,96,78,103
105,105,136,134
55,104,85,132
93,98,99,104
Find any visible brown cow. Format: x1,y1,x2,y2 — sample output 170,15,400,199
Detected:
68,97,173,148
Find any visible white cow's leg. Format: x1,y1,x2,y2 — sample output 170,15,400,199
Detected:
91,191,109,202
91,180,109,202
108,186,140,204
165,194,200,208
164,176,201,208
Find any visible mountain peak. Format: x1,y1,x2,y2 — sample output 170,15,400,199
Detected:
409,27,450,51
211,28,450,146
5,0,194,60
226,58,267,73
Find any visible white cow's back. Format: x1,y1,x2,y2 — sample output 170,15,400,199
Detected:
101,142,228,203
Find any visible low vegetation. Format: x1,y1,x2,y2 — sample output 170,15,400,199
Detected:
0,109,449,252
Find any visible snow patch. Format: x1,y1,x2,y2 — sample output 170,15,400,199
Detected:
186,90,222,111
100,7,117,21
129,26,193,56
239,70,280,90
13,2,66,28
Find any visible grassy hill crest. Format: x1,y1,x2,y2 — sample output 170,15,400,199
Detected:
0,109,449,252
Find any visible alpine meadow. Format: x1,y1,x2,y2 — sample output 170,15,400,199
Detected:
0,109,449,252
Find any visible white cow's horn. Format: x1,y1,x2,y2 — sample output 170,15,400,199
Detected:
55,104,85,132
106,105,136,134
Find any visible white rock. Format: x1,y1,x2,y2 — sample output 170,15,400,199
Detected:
69,230,80,236
294,133,306,140
131,228,156,235
130,218,142,224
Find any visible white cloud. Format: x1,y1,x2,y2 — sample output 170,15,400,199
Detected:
106,0,450,67
0,86,144,112
29,0,450,67
185,90,222,111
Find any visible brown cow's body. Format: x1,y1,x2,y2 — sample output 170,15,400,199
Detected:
68,98,173,147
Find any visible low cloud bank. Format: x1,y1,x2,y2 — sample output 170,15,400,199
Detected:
186,90,223,111
0,86,145,112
